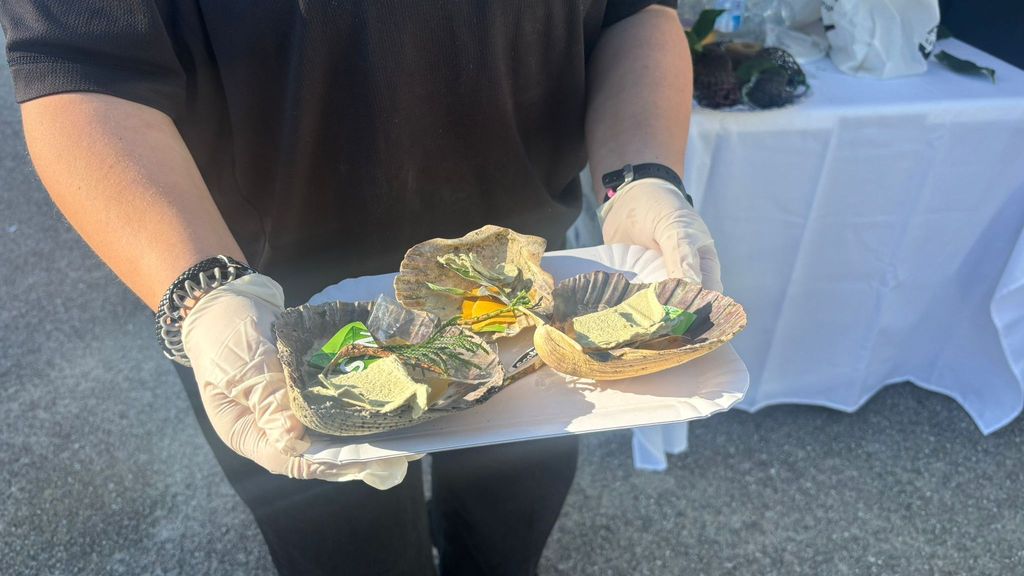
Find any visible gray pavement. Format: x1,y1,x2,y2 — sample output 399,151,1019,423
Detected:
3,52,1024,576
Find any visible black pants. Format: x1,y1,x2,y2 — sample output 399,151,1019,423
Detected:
175,365,579,576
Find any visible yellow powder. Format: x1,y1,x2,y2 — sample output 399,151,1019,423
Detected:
572,285,665,350
320,356,431,418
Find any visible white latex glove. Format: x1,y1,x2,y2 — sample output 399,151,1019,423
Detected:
600,178,723,292
182,274,416,489
601,179,720,472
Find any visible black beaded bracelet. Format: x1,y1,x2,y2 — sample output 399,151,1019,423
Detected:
155,255,257,366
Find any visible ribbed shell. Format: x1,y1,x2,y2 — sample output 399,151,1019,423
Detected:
533,271,747,380
393,225,554,338
275,301,506,437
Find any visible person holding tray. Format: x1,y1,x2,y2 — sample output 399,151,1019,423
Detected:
1,1,721,574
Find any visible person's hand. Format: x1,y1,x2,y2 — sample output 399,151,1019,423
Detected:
181,274,416,489
600,178,723,291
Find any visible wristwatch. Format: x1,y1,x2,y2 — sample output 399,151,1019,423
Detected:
600,163,693,207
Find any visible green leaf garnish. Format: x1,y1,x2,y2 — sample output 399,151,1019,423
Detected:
474,324,508,333
309,321,380,371
382,317,488,375
670,312,697,336
663,305,685,321
431,251,542,332
664,306,697,336
436,253,520,292
934,51,995,83
426,282,475,296
319,317,489,379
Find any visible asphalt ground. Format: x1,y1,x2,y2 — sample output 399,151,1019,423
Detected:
2,50,1023,576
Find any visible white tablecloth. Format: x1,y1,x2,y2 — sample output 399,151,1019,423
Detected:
573,39,1024,469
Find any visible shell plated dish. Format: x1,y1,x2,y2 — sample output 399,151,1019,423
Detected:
532,270,747,380
276,225,747,437
393,225,554,339
275,296,506,436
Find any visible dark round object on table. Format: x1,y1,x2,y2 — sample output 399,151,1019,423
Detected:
756,46,807,90
693,44,741,109
724,41,762,70
742,65,797,109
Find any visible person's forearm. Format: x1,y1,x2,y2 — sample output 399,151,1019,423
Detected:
21,93,244,310
585,5,692,201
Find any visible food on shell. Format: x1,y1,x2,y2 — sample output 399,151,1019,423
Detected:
275,296,507,436
533,271,746,380
570,285,691,350
309,356,432,417
395,225,553,338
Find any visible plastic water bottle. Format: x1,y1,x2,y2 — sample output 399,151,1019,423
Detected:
720,0,775,43
679,0,773,42
714,0,747,34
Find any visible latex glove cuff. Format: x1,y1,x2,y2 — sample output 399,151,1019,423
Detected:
600,178,723,292
598,178,692,226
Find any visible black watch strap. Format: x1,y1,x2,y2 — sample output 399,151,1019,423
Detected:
600,163,693,207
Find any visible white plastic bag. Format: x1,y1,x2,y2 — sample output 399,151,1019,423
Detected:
821,0,939,78
779,0,822,27
766,18,829,63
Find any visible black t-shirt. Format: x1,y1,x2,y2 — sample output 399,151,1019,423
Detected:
2,0,672,303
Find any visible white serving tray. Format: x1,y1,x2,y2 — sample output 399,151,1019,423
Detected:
303,244,749,464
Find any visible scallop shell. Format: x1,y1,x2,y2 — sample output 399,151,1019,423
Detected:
533,271,747,380
394,225,554,338
275,300,507,437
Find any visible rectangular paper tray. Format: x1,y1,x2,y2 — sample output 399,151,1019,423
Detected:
303,245,749,464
